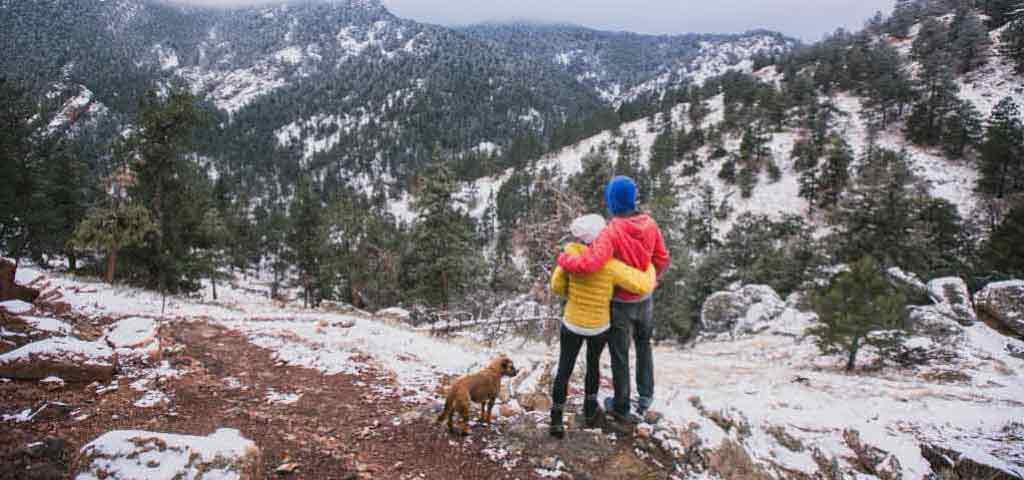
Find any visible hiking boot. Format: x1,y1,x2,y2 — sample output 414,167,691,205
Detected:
603,397,637,425
549,407,565,439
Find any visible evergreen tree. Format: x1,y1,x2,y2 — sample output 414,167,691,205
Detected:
0,78,40,260
71,202,156,284
906,64,960,146
718,157,737,185
570,148,613,214
125,89,211,293
400,158,481,309
684,183,732,252
286,176,327,308
941,100,984,158
809,256,907,371
614,129,641,178
1002,16,1024,74
818,136,853,209
978,97,1024,198
889,0,924,37
981,201,1024,277
949,6,993,73
982,0,1023,27
646,173,693,340
649,121,676,175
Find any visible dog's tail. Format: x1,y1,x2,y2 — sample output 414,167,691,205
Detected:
436,395,453,424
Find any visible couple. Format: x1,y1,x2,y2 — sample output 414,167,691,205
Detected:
548,176,671,438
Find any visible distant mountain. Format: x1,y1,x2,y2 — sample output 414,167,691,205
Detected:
1,0,796,197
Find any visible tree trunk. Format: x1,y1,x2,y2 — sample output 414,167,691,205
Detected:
211,275,218,301
846,336,861,371
68,252,77,273
105,248,118,284
0,258,40,303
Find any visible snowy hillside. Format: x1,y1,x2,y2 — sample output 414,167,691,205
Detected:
3,255,1023,479
414,14,1023,236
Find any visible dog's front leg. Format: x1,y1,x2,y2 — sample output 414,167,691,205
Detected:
484,398,495,424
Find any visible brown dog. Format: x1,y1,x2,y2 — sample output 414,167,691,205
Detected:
436,354,519,435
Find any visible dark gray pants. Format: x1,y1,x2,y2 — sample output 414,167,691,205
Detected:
551,325,607,418
608,298,654,415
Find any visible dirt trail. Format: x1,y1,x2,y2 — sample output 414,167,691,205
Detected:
2,320,670,479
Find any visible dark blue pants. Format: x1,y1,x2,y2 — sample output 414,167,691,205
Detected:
551,325,608,418
608,298,654,415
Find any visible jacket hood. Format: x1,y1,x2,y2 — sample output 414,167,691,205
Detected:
608,214,657,270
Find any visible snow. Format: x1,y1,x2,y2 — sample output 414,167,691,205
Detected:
21,316,73,335
0,337,113,367
178,63,288,115
133,390,169,408
105,317,159,349
273,46,303,65
77,428,256,480
265,388,302,405
0,300,34,314
7,257,1023,478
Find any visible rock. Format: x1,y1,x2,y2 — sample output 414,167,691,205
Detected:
375,307,411,321
975,280,1024,337
76,428,261,480
0,259,40,303
12,436,67,480
885,267,929,304
0,337,115,382
920,443,1024,480
636,423,653,439
907,306,964,340
105,317,161,360
700,285,785,335
517,392,552,412
926,277,976,326
499,402,523,418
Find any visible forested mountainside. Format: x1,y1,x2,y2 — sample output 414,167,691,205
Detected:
0,0,792,195
2,0,1024,333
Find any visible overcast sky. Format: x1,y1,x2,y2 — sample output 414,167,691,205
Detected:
170,0,897,42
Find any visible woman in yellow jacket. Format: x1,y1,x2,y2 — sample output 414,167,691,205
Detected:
548,214,656,438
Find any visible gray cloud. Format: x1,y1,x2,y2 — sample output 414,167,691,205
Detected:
167,0,896,41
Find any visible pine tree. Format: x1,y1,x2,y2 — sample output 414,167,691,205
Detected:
941,100,984,158
949,6,992,73
401,157,481,309
809,256,907,371
646,173,694,340
287,176,327,308
829,148,920,269
718,157,737,184
126,89,210,293
684,183,732,252
614,130,641,178
906,64,960,146
570,148,613,214
978,97,1024,198
981,201,1024,277
71,202,156,284
0,78,40,259
889,0,923,37
818,136,853,209
1002,16,1024,74
649,121,676,175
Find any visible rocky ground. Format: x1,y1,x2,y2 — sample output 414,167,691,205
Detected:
2,260,1024,479
0,262,669,480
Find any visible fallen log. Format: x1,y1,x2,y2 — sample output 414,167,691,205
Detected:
0,259,40,303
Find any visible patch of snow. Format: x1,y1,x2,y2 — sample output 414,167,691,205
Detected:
0,337,113,367
1,300,34,314
265,388,302,405
21,316,73,335
133,390,169,408
273,46,303,65
77,428,256,480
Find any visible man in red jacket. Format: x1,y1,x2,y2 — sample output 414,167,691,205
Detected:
557,176,671,423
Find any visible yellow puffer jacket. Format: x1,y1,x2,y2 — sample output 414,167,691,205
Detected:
550,243,657,336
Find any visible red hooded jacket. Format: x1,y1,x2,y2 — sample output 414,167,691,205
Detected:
557,213,671,302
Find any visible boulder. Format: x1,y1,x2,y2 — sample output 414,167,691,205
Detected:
975,280,1024,337
517,392,552,412
76,428,261,480
0,259,40,303
907,305,964,340
926,277,976,326
104,317,161,360
0,337,115,382
700,285,785,335
920,443,1024,480
885,267,929,304
375,307,411,322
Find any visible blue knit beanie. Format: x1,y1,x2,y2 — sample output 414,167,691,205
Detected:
605,176,637,216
